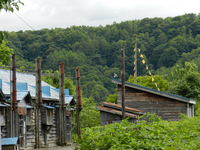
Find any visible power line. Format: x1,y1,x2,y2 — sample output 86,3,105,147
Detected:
14,12,35,30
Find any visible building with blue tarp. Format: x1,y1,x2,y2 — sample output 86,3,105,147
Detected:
0,69,75,149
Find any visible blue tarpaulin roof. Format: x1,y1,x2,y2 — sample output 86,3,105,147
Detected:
54,88,70,96
42,86,51,97
0,69,73,101
16,82,28,91
1,137,18,145
64,89,69,96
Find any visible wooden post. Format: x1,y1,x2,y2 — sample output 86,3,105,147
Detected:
134,43,137,82
35,57,42,148
11,54,17,112
59,63,66,145
11,54,17,137
76,67,82,138
121,48,125,119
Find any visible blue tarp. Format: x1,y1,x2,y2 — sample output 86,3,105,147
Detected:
54,88,70,96
42,86,51,97
1,137,18,145
16,82,28,91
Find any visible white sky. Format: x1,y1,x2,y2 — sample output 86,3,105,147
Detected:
0,0,200,31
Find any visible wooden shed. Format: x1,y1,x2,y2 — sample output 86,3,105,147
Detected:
97,102,144,125
112,79,196,121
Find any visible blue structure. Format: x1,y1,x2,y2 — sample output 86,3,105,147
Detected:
1,137,18,146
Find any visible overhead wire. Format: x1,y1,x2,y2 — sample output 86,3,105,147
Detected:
14,12,35,30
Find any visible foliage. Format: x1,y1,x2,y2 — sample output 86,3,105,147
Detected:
128,75,170,92
0,40,13,65
0,0,23,42
79,116,200,150
157,62,200,100
79,97,100,128
90,84,109,102
42,70,76,95
0,0,23,12
5,13,200,98
105,94,118,103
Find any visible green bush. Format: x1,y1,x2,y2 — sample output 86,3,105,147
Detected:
79,115,200,150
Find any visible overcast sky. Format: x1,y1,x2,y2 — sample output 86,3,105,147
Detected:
0,0,200,31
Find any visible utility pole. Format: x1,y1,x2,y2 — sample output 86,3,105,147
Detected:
59,63,66,145
35,57,42,148
11,54,17,137
76,67,82,138
134,43,137,82
121,48,125,119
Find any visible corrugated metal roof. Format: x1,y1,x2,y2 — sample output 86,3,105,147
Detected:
102,102,144,114
0,103,8,107
17,91,29,101
65,96,74,104
1,137,18,145
112,79,196,104
0,69,72,100
97,106,139,118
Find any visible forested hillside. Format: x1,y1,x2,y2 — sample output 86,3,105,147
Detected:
5,13,200,101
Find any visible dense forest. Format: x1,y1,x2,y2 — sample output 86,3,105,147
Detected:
3,13,200,102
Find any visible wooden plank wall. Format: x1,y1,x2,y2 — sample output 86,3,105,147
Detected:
100,112,121,125
2,101,69,150
118,86,187,121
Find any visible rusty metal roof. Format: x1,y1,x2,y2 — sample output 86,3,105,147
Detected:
97,106,139,118
102,102,143,114
97,102,144,118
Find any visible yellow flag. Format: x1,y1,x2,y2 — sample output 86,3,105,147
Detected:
142,59,145,64
140,54,144,58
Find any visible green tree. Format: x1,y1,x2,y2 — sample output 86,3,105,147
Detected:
42,70,76,95
0,0,23,42
105,94,117,103
128,75,170,92
79,97,100,128
0,0,23,12
0,40,13,65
